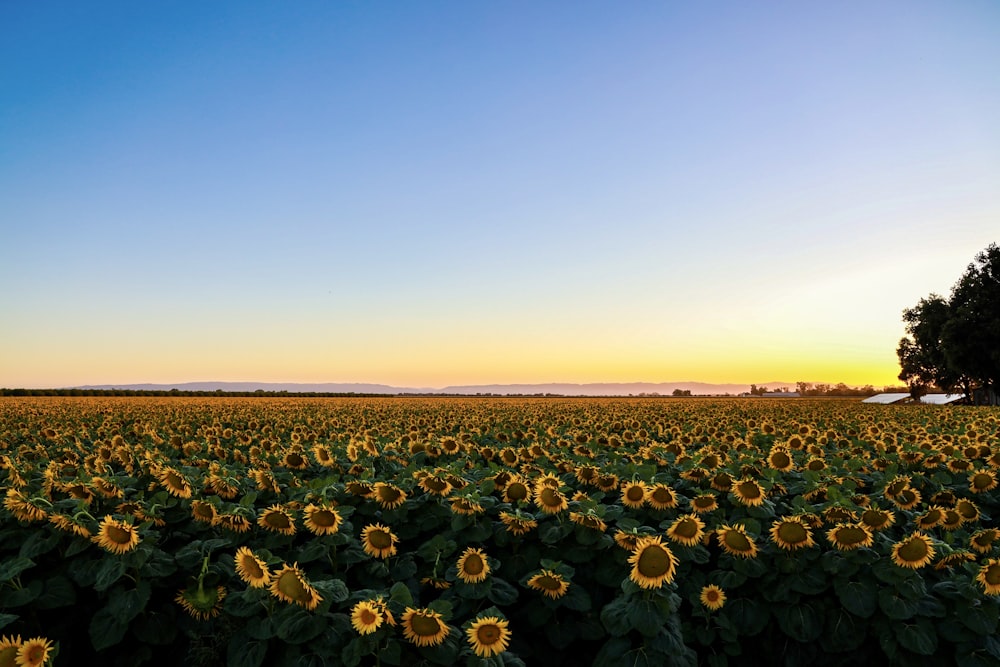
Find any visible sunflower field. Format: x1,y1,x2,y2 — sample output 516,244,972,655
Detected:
2,396,1000,667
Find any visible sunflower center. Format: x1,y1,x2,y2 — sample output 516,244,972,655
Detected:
312,510,337,527
507,483,528,500
674,519,699,538
463,554,485,575
265,512,291,529
723,529,752,552
650,488,673,504
985,563,1000,585
694,497,714,509
242,557,265,579
107,524,133,545
537,575,561,591
410,613,442,637
360,608,378,625
368,529,392,549
835,526,868,546
778,522,808,544
276,570,309,602
379,487,402,502
286,453,305,467
737,482,761,499
637,544,672,577
898,537,930,562
771,452,790,468
476,624,501,643
862,510,888,528
972,474,994,490
626,486,645,502
540,488,561,506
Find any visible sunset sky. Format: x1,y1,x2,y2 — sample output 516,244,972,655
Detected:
2,2,998,390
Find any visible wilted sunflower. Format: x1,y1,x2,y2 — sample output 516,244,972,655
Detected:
690,493,718,514
699,584,726,611
970,470,998,494
421,576,451,590
666,514,706,547
234,546,271,588
628,536,679,589
15,636,54,667
361,523,398,559
216,513,252,533
3,489,47,522
373,482,407,510
769,517,816,551
257,505,296,536
351,600,388,635
303,503,342,536
976,559,1000,595
620,481,648,509
401,607,450,647
534,486,568,515
614,529,643,551
93,516,140,555
646,484,678,511
158,467,192,499
891,532,935,569
456,547,491,584
826,522,874,551
499,511,537,536
970,528,999,554
526,569,570,599
49,512,91,538
269,563,322,610
466,616,511,658
716,524,758,559
175,585,227,621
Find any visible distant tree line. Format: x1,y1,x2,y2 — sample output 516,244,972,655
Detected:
897,243,1000,405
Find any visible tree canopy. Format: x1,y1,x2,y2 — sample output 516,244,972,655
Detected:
897,243,1000,404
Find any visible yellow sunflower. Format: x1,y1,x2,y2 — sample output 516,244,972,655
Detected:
666,514,706,547
767,447,795,472
976,559,1000,595
970,470,998,494
190,500,218,525
158,467,193,499
716,524,758,559
499,511,537,536
569,511,607,532
216,513,252,533
257,505,296,536
0,635,21,667
234,546,271,588
699,584,726,611
646,484,678,510
769,517,816,551
891,532,935,569
628,536,679,589
303,503,342,536
361,523,398,559
934,550,976,571
15,636,53,667
915,506,946,531
351,600,387,635
456,547,491,584
269,563,322,610
175,585,227,621
502,479,531,504
614,529,642,551
93,515,140,555
450,497,485,516
956,499,980,523
620,481,648,509
373,482,407,510
826,522,874,551
526,569,570,599
466,616,511,658
731,478,765,507
534,486,568,515
970,528,999,554
891,487,922,511
418,474,453,497
401,607,450,647
860,508,895,532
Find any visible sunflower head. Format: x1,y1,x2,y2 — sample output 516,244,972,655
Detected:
628,536,679,589
891,532,936,570
303,503,342,536
699,584,726,611
93,515,140,555
620,481,648,509
466,615,511,658
257,505,296,536
361,523,399,559
373,482,407,510
666,514,705,547
717,524,758,559
977,559,1000,595
526,569,570,599
175,585,227,621
826,522,874,551
234,546,271,588
401,607,450,647
646,484,678,510
456,547,491,584
269,563,322,610
770,517,815,551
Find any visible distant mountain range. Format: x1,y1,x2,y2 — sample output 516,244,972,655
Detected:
73,381,800,396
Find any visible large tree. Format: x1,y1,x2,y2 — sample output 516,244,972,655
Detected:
897,243,999,404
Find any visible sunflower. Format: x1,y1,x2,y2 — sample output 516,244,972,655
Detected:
303,503,342,536
731,478,765,507
48,512,91,538
891,532,935,569
456,547,491,584
502,479,531,504
269,563,322,610
257,505,296,536
534,486,569,515
976,559,1000,595
710,472,733,493
158,467,192,499
401,607,450,647
620,481,648,509
450,497,485,516
823,507,858,525
526,569,570,599
361,523,398,559
595,473,620,492
666,514,706,547
466,616,511,658
767,447,795,472
970,470,998,494
934,550,976,571
190,500,218,525
569,511,607,532
175,585,227,621
628,536,679,589
373,482,407,510
716,524,758,559
614,529,643,551
690,493,718,514
940,509,964,532
826,522,874,551
311,444,336,467
216,513,252,533
956,499,980,523
15,636,53,667
891,487,922,511
699,584,726,611
234,546,271,588
915,506,946,531
769,517,816,551
860,508,895,532
351,600,387,635
93,516,140,555
970,528,999,554
499,511,537,536
646,484,678,510
3,489,47,523
418,474,453,497
0,635,21,666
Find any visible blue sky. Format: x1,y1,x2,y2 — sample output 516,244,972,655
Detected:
2,1,998,388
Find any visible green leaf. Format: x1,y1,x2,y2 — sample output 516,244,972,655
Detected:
960,601,999,636
894,618,938,655
228,636,268,667
600,596,631,637
788,568,828,595
94,557,127,591
294,539,329,564
313,578,350,604
276,608,327,644
628,598,668,637
544,620,578,649
0,614,18,631
593,637,630,667
89,607,129,651
836,580,877,618
2,579,41,607
878,588,919,620
561,583,591,612
341,637,366,667
389,581,414,607
106,582,152,624
487,577,519,606
820,608,867,653
132,610,177,646
724,598,769,636
18,530,61,559
0,557,34,581
427,599,453,619
774,601,823,642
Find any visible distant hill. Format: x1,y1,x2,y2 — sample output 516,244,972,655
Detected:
73,381,798,396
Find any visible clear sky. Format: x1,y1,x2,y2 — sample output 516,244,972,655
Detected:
2,1,998,389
